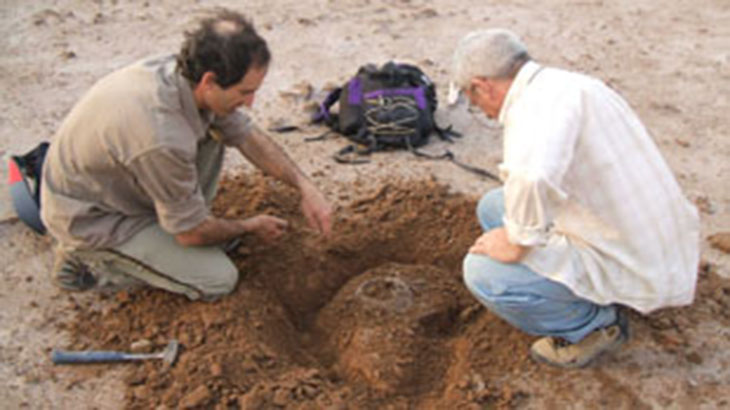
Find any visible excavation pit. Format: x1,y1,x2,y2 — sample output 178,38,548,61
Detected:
67,172,492,408
64,172,730,409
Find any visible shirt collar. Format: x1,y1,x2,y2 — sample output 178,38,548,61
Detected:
171,61,214,137
498,60,542,125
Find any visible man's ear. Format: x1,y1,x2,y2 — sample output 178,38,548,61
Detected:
470,77,493,98
199,71,219,90
469,77,490,95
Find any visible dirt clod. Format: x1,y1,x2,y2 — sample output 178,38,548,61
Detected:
708,232,730,253
179,385,211,409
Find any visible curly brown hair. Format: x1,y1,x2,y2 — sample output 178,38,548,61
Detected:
177,10,270,88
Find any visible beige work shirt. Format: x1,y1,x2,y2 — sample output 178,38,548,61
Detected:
41,55,253,250
497,61,700,313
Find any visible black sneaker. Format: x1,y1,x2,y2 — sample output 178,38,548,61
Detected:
53,258,97,291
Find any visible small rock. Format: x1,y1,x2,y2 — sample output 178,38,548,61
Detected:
300,383,319,399
130,339,152,353
297,17,316,26
210,362,223,377
238,390,266,409
200,310,225,328
116,290,131,303
92,12,105,24
126,370,147,386
658,330,684,350
272,387,290,406
686,352,704,365
415,8,439,18
708,232,730,254
301,100,320,115
279,81,313,101
180,385,211,409
223,206,242,218
694,195,715,214
133,385,152,400
674,138,690,148
32,9,63,26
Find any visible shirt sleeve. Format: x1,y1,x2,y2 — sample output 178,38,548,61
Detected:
127,147,209,234
501,81,583,246
212,108,254,146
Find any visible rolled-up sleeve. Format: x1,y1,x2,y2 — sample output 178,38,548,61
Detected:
212,109,254,146
128,148,209,234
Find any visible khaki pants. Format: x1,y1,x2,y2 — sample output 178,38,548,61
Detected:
56,135,238,300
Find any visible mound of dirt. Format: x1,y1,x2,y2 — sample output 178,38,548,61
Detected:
64,172,730,409
315,263,472,396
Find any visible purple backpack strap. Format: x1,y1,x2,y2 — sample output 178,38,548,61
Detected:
312,87,342,123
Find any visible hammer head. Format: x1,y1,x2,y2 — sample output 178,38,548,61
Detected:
162,339,180,367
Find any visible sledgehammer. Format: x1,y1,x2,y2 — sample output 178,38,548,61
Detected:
51,339,179,367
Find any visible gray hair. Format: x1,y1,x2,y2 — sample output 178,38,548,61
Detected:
451,29,530,89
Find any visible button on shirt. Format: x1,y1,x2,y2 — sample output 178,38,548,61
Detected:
497,61,700,313
41,55,253,250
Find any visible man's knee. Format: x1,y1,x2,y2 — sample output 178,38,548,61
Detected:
198,262,239,301
476,188,504,230
463,253,498,297
463,253,533,300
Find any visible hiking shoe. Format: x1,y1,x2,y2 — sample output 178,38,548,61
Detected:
53,258,97,291
530,310,629,368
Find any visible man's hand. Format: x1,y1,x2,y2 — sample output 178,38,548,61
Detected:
235,127,332,237
300,181,333,237
469,227,529,263
241,215,289,244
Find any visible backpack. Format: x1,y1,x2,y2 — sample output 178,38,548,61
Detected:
7,142,49,234
312,62,457,159
311,62,498,180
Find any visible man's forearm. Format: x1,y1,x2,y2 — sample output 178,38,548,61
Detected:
236,126,308,189
235,126,333,237
175,216,247,247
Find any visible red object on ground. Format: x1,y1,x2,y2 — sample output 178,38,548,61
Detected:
8,158,23,184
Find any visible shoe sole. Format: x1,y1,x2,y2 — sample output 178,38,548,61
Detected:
530,310,631,369
529,333,627,369
53,281,96,292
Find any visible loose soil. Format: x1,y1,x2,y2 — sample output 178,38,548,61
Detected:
64,173,730,409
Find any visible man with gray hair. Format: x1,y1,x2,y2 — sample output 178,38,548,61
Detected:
452,29,699,368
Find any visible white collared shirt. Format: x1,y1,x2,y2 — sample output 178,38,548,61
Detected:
497,61,700,313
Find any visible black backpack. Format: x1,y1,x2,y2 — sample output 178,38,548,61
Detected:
311,62,498,180
8,142,49,234
312,62,457,157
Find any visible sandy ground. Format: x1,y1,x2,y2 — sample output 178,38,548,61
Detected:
1,0,729,408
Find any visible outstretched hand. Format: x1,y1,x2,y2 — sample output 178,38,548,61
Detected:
300,182,333,237
242,215,289,244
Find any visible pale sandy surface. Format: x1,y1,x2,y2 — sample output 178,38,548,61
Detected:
1,0,728,408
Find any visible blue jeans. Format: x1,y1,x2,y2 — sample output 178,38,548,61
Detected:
462,188,617,343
